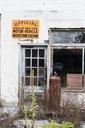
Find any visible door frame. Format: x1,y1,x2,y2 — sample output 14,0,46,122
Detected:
18,42,48,107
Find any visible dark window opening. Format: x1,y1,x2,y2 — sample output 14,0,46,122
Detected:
25,77,30,86
53,49,82,87
25,49,31,57
25,59,30,67
39,49,44,57
39,59,44,67
25,68,30,76
32,49,37,57
32,59,37,67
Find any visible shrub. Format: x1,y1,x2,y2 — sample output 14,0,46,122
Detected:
41,120,58,128
60,122,75,128
61,93,84,127
41,121,75,128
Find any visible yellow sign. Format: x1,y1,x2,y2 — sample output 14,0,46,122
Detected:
12,20,39,38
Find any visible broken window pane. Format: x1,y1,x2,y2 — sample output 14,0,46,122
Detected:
74,32,85,43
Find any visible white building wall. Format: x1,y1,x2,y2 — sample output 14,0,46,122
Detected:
1,12,19,105
1,0,85,105
1,11,49,105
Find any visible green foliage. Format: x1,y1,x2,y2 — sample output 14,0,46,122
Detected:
23,69,38,128
23,84,38,128
23,106,28,121
23,106,30,128
41,121,75,128
41,120,58,128
31,83,37,119
60,122,75,128
31,78,38,128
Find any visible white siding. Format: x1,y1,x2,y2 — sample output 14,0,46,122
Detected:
0,0,85,105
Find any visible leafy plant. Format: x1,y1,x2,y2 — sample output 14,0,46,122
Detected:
60,122,75,128
41,120,58,128
23,106,30,128
31,80,38,128
23,69,38,128
41,121,75,128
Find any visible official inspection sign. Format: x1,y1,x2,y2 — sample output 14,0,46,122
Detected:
12,20,39,38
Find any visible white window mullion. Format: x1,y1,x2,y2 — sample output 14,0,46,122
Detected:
37,48,39,87
30,48,32,86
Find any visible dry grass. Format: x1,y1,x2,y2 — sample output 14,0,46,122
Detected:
61,93,85,127
0,112,16,128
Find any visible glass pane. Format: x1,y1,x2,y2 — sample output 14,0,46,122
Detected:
25,59,30,67
25,77,30,86
51,31,85,43
32,59,37,67
51,32,73,43
39,68,45,76
38,77,45,86
32,49,37,57
34,78,37,86
32,68,37,76
25,49,31,57
25,68,30,76
39,59,44,67
73,32,85,43
39,49,44,57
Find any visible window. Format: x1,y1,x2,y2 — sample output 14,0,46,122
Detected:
50,29,85,43
21,47,47,88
